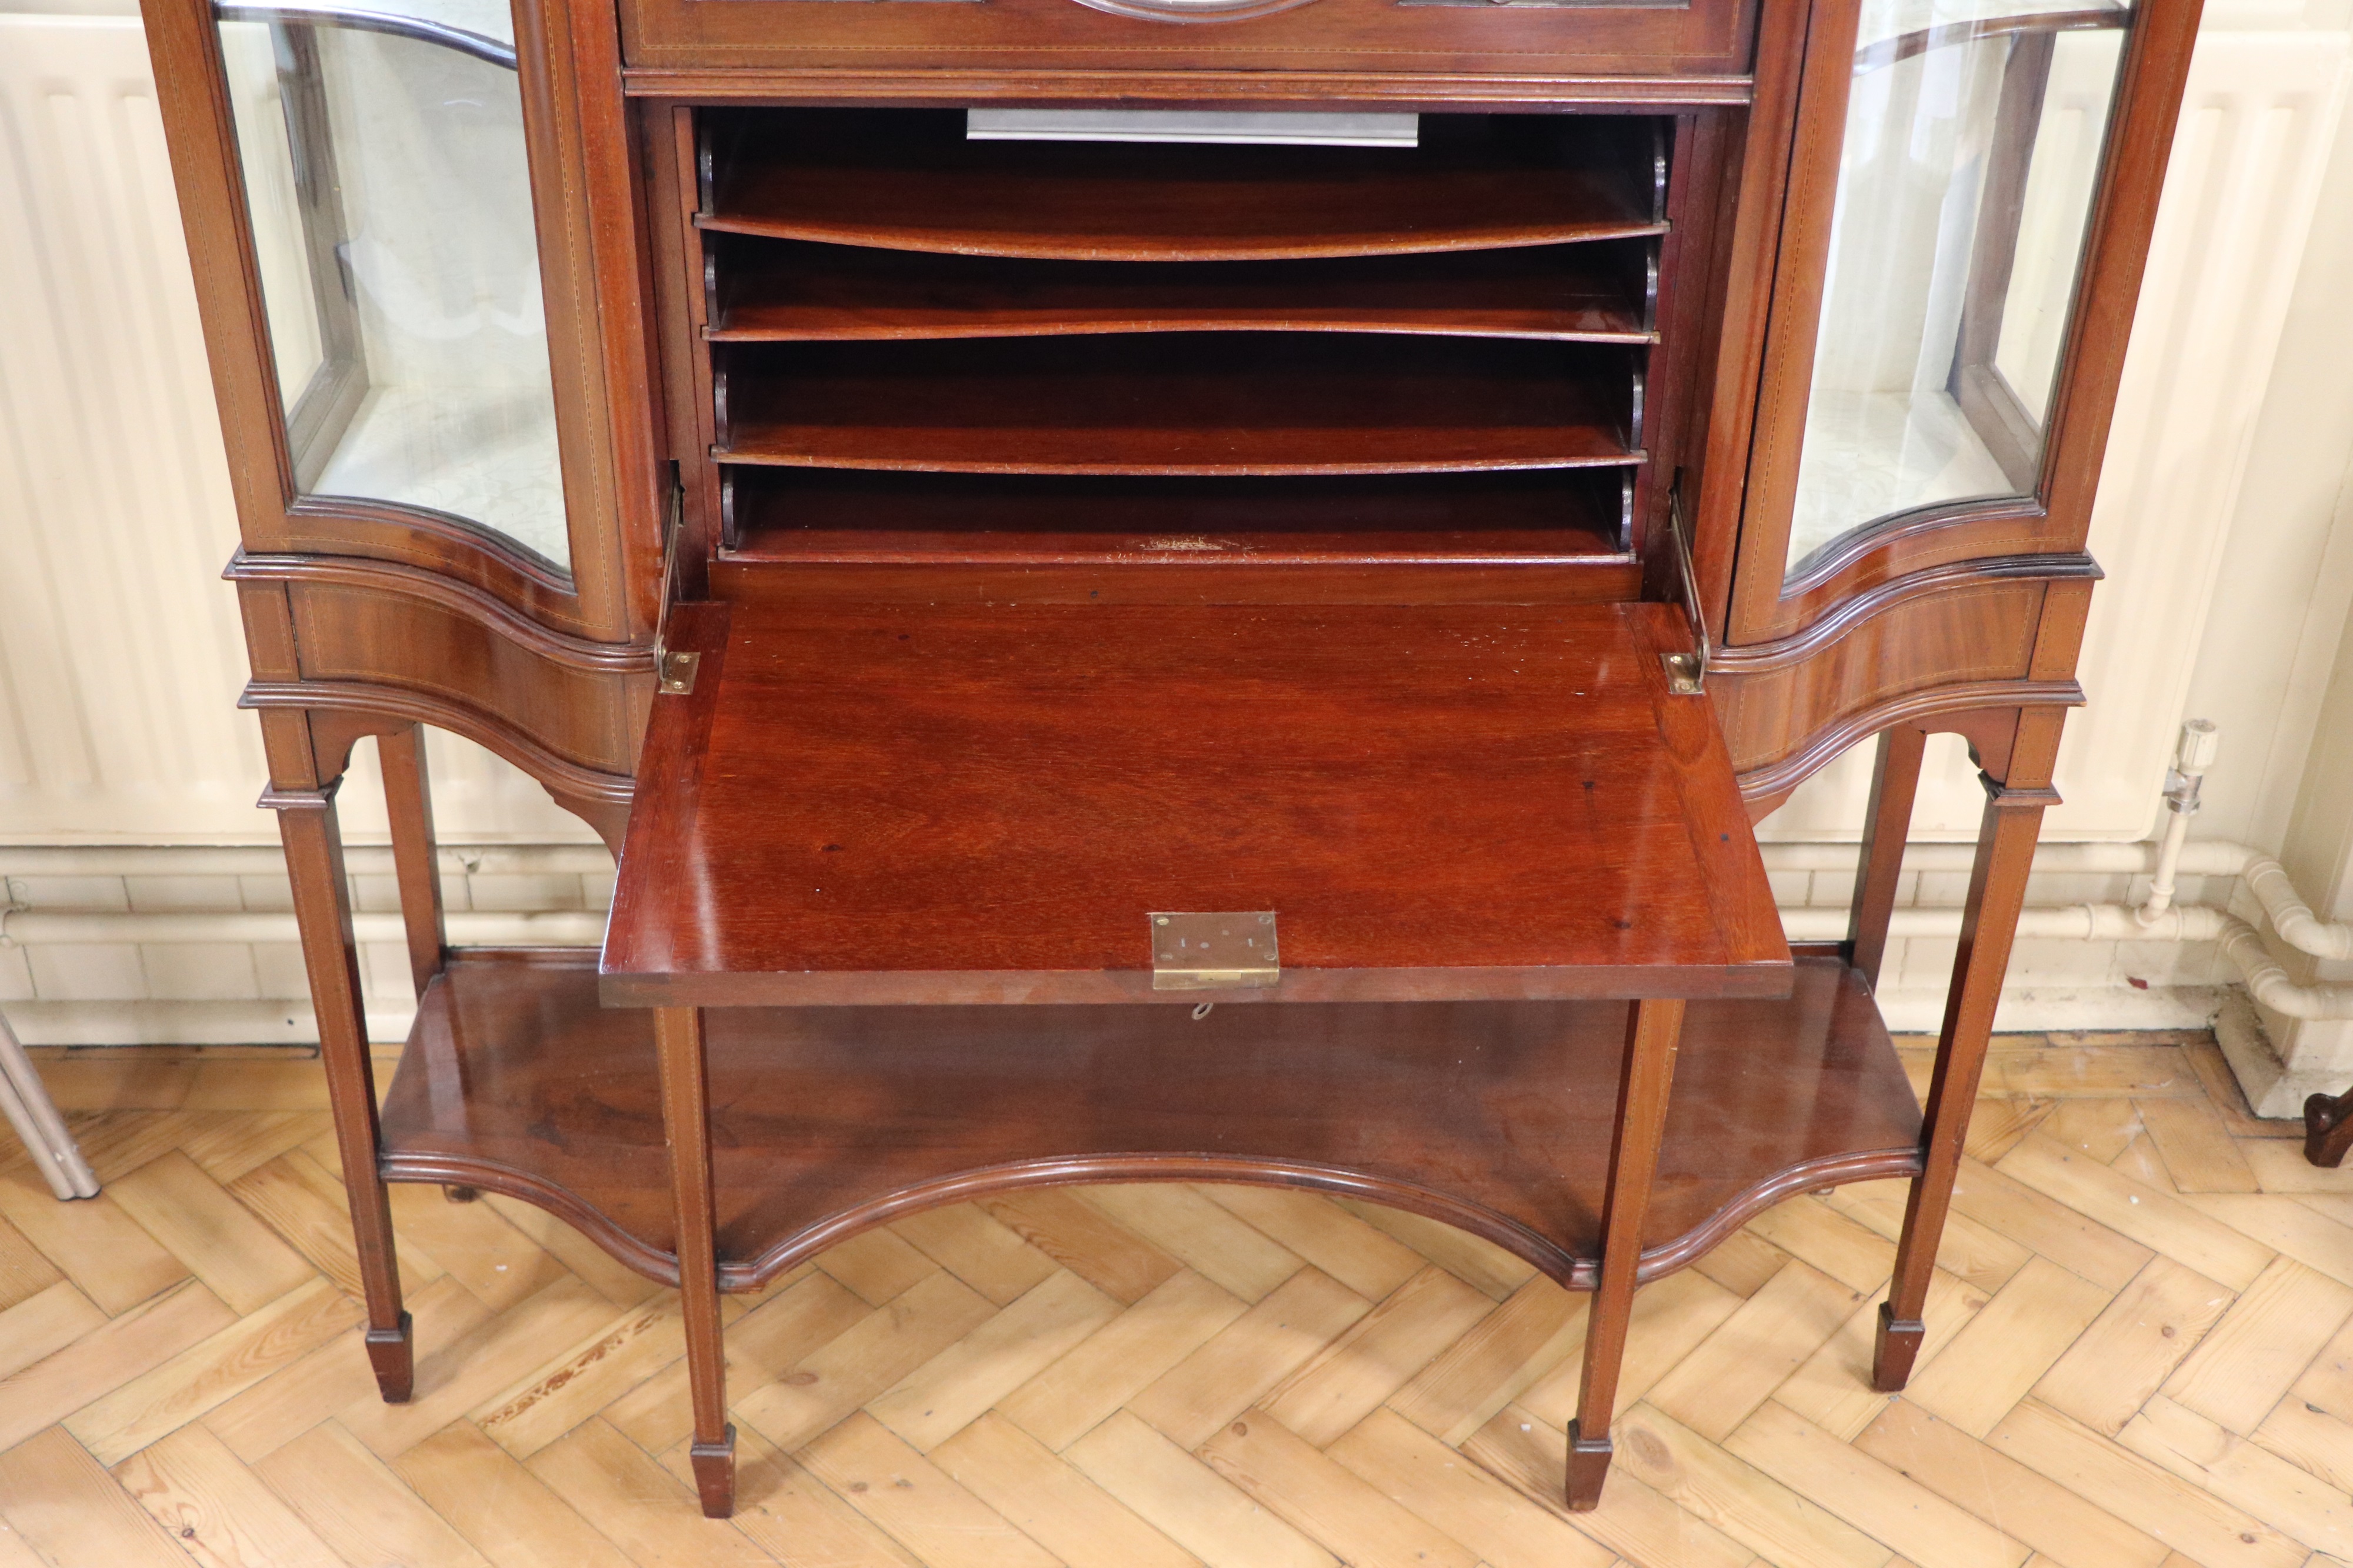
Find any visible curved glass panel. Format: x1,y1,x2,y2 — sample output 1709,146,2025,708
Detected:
216,4,569,572
1784,0,2129,579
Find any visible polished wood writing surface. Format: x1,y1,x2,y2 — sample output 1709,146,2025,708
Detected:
388,952,1914,1289
602,600,1788,1005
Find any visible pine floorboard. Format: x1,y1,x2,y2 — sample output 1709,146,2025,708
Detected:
1,1031,2344,1568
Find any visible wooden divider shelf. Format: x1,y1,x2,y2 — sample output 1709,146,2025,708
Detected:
711,335,1644,475
720,469,1631,549
696,109,1670,262
378,952,1922,1292
702,238,1661,344
711,471,1644,603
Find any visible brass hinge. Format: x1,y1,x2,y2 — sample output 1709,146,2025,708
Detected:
651,475,697,695
1660,483,1709,696
1151,912,1279,991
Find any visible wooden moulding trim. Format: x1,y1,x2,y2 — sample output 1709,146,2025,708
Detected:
1855,6,2125,74
144,0,296,540
1734,678,2083,801
228,552,656,673
619,69,1757,106
435,946,592,966
378,1147,685,1283
272,502,604,640
1777,495,2062,605
1715,0,1864,645
2022,0,2202,537
1632,1144,1923,1280
213,6,517,67
598,962,1794,1008
706,562,1648,608
565,0,670,639
1984,780,2065,809
256,783,336,811
240,680,637,807
378,1142,1927,1293
1688,0,1819,632
1713,552,2101,673
1074,0,1321,26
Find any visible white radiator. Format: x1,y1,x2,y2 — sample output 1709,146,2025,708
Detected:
0,14,258,842
0,12,588,846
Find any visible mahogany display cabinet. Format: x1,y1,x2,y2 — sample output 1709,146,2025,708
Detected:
145,0,2199,1519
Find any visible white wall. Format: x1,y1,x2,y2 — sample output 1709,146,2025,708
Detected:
2176,51,2353,859
2185,23,2353,1110
0,12,259,842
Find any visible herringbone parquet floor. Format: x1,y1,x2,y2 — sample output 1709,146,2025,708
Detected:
2,1032,2351,1568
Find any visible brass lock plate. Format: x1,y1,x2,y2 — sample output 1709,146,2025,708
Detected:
1150,912,1279,990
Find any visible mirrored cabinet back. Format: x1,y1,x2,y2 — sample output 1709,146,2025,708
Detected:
142,0,2199,1519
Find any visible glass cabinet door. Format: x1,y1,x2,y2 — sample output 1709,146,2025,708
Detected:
215,0,570,572
1783,0,2131,580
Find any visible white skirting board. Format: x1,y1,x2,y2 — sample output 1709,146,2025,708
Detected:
0,985,2245,1048
0,842,2247,1045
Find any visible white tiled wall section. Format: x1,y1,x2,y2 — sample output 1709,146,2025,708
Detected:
1770,863,2241,1030
0,848,616,1026
0,843,2241,1040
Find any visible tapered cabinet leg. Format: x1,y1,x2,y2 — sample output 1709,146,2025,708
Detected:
1874,730,2056,1392
656,1005,734,1518
690,1427,738,1518
364,1317,415,1398
1565,1427,1617,1510
271,783,412,1402
1569,997,1685,1511
1871,1299,1926,1390
378,725,446,1000
1850,725,1927,990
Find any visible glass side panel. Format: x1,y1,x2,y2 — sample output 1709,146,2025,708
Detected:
215,6,569,572
1784,1,2129,580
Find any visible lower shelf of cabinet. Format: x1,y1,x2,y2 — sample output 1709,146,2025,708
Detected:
375,950,1924,1293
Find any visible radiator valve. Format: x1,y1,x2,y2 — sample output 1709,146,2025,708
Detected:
2162,719,2219,816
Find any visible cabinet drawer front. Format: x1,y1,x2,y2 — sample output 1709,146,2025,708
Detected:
619,0,1754,85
